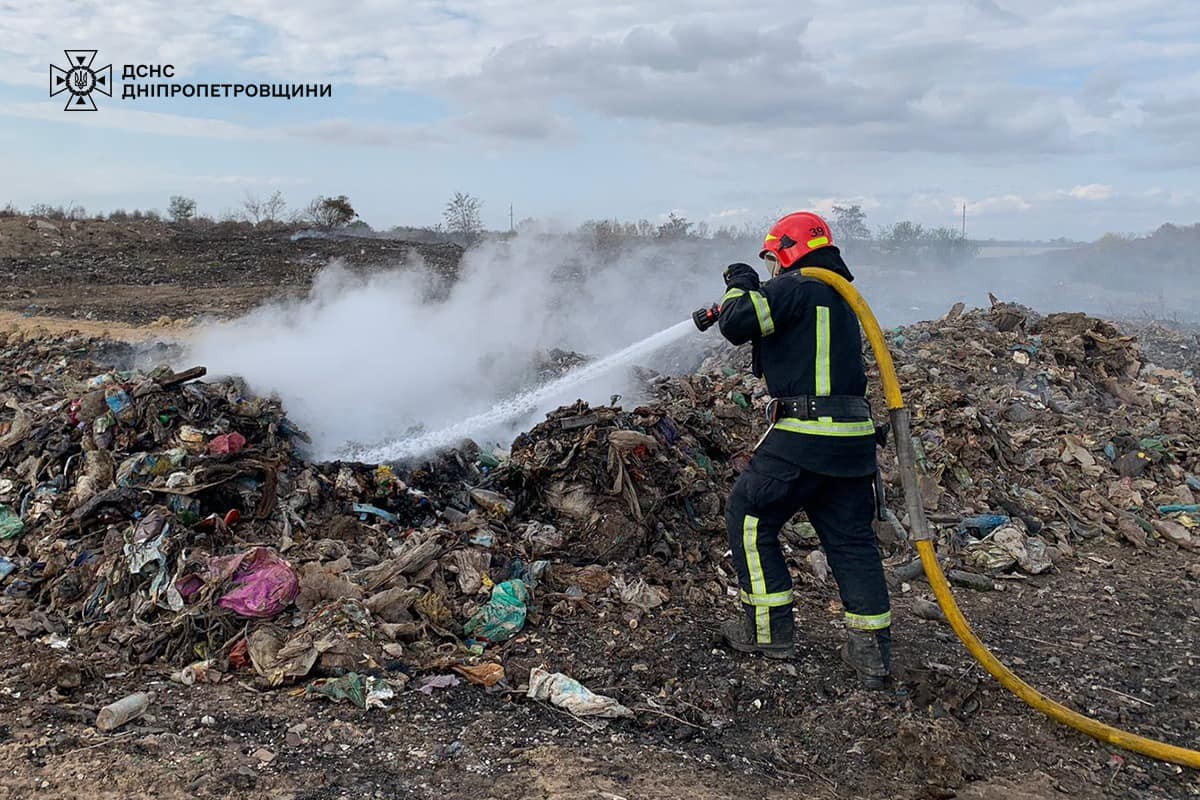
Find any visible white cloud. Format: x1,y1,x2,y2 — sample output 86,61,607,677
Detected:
2,0,1200,239
1068,184,1115,201
969,195,1034,214
2,0,1196,157
0,101,272,141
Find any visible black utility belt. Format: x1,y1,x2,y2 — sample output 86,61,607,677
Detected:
766,395,871,422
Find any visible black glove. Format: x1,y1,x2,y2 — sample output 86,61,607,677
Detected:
723,262,760,292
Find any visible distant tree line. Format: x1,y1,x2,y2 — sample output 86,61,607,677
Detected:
29,193,1178,269
572,204,980,264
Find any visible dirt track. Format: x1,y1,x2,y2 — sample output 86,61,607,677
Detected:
1,539,1194,800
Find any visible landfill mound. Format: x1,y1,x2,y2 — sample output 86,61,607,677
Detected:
876,303,1198,563
1118,319,1199,375
0,214,463,324
1,301,1198,713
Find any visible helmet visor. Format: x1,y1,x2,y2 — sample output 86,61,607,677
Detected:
763,251,782,278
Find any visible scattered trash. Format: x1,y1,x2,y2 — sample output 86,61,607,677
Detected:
613,576,668,612
1,304,1198,727
469,488,515,518
1158,504,1200,514
0,505,23,539
958,514,1010,537
526,667,634,718
207,431,247,456
352,503,399,524
454,662,506,687
96,692,153,732
416,674,462,695
912,598,948,623
172,659,220,686
211,547,300,618
965,523,1053,575
303,672,395,709
806,550,830,584
463,579,530,643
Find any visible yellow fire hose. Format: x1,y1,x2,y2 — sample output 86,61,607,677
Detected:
798,266,1200,769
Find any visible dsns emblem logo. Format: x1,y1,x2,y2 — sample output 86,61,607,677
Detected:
50,50,112,111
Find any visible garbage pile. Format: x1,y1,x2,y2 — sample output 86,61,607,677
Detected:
874,303,1199,570
1,300,1198,718
0,327,704,712
1118,319,1198,375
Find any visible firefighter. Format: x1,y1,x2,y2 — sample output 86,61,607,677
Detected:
716,211,892,689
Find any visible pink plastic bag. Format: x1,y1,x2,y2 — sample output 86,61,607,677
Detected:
211,547,298,618
208,432,247,456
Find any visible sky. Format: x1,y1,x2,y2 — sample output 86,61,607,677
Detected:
2,1,1200,240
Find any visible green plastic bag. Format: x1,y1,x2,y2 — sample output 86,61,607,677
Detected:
464,579,530,644
0,505,23,540
305,672,366,709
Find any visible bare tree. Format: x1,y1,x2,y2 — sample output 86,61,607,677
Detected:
443,192,483,243
305,195,357,228
262,191,287,223
241,192,265,224
656,212,692,239
831,204,871,243
167,195,197,223
242,190,287,224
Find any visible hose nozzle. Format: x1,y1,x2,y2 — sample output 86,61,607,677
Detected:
692,304,720,332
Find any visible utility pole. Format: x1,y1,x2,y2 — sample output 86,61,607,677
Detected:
509,203,514,233
961,202,966,239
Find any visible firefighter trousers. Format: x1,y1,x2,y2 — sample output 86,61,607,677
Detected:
725,453,891,644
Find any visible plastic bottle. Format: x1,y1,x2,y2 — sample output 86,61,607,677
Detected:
96,692,153,731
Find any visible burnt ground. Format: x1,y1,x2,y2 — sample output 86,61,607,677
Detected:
1,539,1196,800
1,217,1198,799
0,217,461,324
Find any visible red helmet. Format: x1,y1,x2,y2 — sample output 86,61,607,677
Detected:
759,211,834,269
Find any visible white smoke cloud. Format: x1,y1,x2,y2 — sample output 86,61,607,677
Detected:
185,231,745,459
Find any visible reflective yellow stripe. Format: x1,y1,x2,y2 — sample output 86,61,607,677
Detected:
722,287,746,303
749,291,775,337
765,234,779,241
807,236,829,250
774,417,875,437
739,589,792,607
845,610,892,631
742,515,771,644
815,305,831,396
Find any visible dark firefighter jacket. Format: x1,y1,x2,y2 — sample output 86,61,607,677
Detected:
717,248,876,478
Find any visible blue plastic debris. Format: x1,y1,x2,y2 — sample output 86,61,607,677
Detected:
1157,504,1200,514
352,503,398,523
105,388,134,417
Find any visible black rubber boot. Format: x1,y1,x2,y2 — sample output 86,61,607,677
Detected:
720,614,795,659
841,627,892,689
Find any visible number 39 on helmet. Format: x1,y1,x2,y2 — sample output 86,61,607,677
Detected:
759,211,834,270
